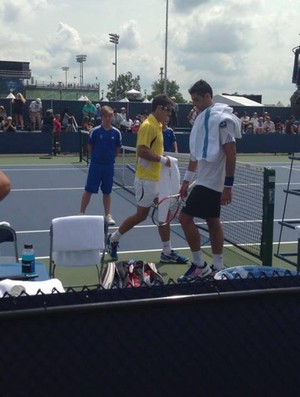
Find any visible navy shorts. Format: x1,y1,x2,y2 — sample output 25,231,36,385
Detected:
181,185,221,219
85,162,114,195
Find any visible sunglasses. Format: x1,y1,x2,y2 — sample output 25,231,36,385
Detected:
160,105,173,112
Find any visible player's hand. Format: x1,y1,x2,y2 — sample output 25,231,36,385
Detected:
165,156,171,167
221,187,232,206
179,181,189,198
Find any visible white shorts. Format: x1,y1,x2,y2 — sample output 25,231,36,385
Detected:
134,177,159,208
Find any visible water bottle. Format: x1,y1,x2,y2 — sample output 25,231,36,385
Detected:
21,244,35,274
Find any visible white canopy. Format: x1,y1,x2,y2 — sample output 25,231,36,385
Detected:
119,97,129,102
6,93,15,99
126,89,141,95
213,94,264,107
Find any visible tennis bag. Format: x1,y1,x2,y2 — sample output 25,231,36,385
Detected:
102,260,164,289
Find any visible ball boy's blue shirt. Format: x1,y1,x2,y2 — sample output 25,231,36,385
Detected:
89,125,122,164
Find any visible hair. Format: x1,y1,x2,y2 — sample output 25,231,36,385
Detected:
101,106,114,116
151,94,173,112
188,79,213,97
16,93,25,102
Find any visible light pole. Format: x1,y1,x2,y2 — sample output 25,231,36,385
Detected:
163,0,169,95
76,55,87,86
62,67,69,86
109,33,119,100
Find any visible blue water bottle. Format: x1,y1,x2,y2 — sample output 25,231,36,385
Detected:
21,244,35,274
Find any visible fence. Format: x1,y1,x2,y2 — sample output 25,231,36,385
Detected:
1,275,300,397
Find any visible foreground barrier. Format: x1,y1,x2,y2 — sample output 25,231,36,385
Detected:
1,276,300,396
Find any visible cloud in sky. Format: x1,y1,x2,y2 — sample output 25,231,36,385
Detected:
0,0,299,105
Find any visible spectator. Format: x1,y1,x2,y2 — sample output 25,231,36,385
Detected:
274,116,284,133
250,112,259,130
94,103,102,126
162,117,178,152
82,99,96,121
12,93,26,130
244,122,254,135
263,115,275,134
285,115,297,135
29,98,43,130
119,107,127,122
240,111,250,133
0,106,7,130
255,117,264,134
82,116,92,132
131,118,141,134
3,116,17,132
41,109,54,133
120,113,133,133
61,108,76,132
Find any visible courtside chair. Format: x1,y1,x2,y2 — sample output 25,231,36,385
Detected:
49,215,106,283
0,222,19,264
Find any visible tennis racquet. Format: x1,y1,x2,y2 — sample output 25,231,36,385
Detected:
151,180,196,226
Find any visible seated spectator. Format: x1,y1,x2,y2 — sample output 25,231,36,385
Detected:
120,114,133,133
61,108,76,132
131,118,141,134
244,122,254,135
250,112,259,130
263,116,275,134
3,116,17,132
285,115,297,134
82,99,96,121
163,117,178,152
41,109,54,133
255,117,264,134
94,103,102,126
112,109,123,129
119,107,127,122
274,116,284,133
240,111,250,133
0,106,7,130
82,116,92,132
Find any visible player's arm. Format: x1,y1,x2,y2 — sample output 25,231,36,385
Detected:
221,141,236,205
180,159,197,197
137,145,170,166
0,171,11,201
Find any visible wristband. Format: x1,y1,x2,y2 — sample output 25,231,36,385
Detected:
160,156,168,165
184,171,196,182
224,176,234,187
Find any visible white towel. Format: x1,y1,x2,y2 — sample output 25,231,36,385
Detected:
158,157,180,222
190,103,242,162
52,215,105,251
0,278,65,297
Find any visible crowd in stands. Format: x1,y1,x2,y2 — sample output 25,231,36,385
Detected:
236,111,300,135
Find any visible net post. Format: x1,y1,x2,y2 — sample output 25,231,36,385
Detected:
261,168,275,266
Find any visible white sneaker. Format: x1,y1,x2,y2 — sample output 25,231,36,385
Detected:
105,214,115,226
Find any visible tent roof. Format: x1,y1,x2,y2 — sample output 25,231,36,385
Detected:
213,94,264,107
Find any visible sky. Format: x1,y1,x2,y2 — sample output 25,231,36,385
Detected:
1,0,300,105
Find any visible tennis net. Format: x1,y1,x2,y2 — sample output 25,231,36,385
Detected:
114,146,275,266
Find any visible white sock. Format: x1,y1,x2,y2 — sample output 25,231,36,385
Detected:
111,230,122,242
212,254,224,270
192,251,204,267
162,241,172,255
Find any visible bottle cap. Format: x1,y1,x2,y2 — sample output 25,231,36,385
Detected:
24,244,33,249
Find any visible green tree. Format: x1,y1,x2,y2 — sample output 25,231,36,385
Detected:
150,79,186,103
107,72,141,101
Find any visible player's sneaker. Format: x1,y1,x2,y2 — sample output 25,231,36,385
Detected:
106,233,119,260
177,262,212,282
160,250,189,264
105,214,115,226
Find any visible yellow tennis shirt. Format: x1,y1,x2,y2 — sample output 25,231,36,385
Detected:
136,114,163,182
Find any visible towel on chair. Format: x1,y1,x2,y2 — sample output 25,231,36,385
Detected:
0,278,65,297
52,215,105,251
190,103,242,162
158,157,180,223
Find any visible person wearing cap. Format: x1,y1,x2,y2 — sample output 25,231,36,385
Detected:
29,98,43,130
94,103,102,126
3,116,17,132
169,96,179,129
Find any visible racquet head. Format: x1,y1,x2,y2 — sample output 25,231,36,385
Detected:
151,194,182,226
